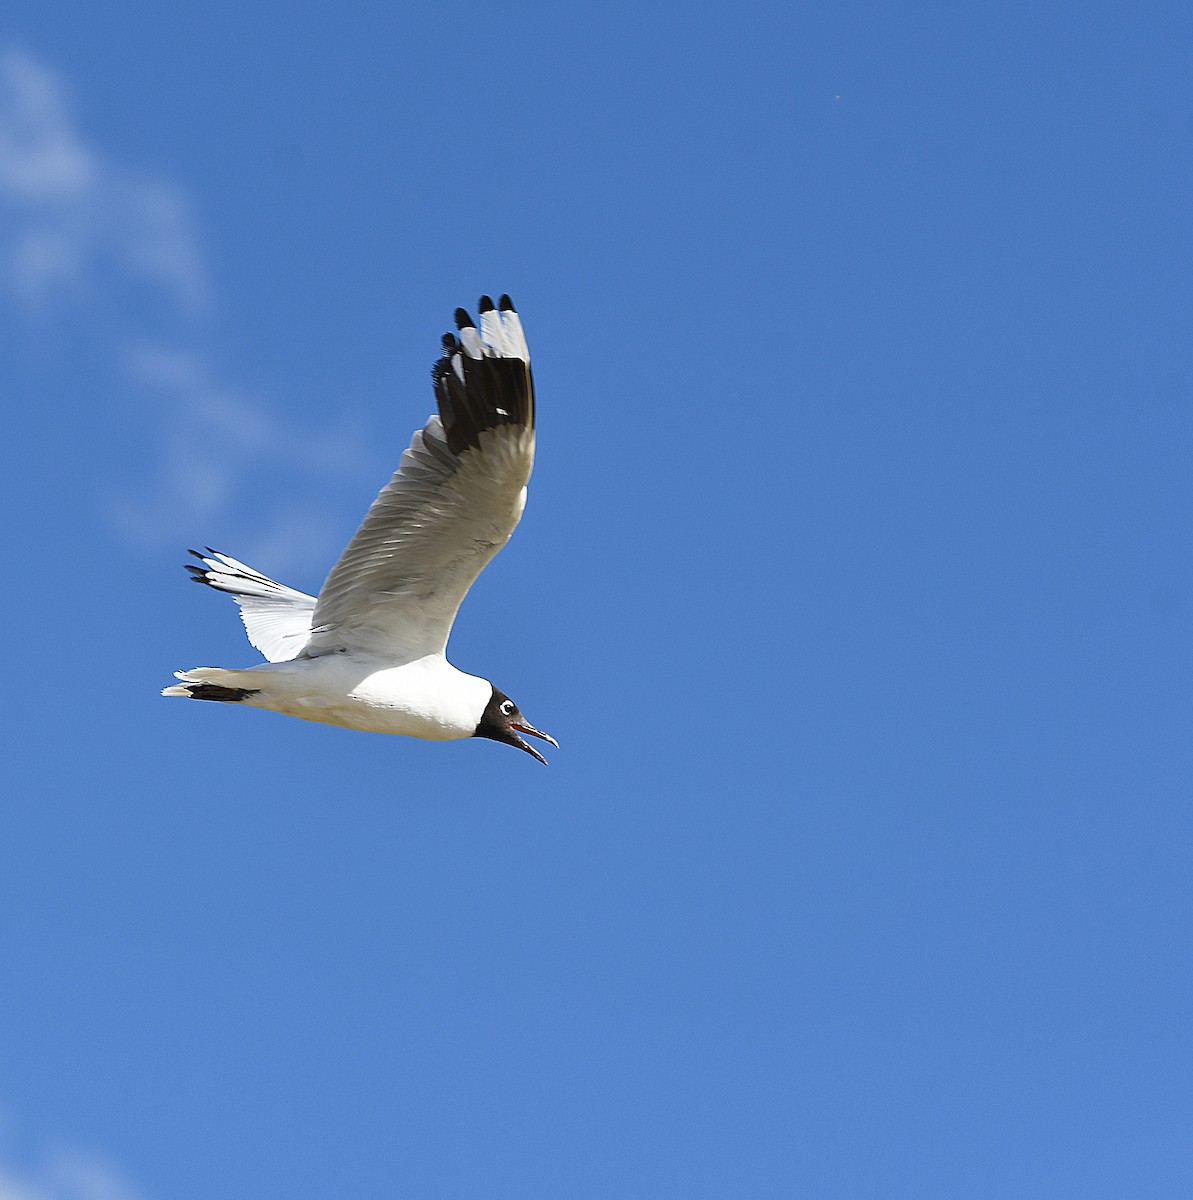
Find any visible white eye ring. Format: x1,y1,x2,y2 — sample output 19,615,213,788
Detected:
500,699,515,717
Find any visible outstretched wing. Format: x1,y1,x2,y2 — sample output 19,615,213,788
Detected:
303,295,535,661
186,549,317,662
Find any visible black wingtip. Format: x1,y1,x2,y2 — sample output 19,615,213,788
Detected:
431,294,534,455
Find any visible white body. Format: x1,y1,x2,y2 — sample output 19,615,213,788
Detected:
177,654,492,739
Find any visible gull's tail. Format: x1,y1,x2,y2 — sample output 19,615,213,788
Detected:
162,668,261,702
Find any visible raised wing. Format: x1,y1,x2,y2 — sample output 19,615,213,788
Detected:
303,295,535,661
186,549,317,662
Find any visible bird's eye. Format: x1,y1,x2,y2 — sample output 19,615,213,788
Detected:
500,699,516,717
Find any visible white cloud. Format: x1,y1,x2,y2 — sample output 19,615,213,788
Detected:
112,343,375,575
125,345,370,478
0,1148,145,1200
0,48,377,576
0,48,207,313
0,52,94,197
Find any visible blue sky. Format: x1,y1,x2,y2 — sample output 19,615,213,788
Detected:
1,2,1191,1197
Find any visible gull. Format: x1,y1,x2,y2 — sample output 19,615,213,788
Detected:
163,295,557,764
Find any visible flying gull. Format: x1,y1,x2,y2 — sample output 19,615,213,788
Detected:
163,295,557,764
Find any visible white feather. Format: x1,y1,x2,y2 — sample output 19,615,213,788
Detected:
188,551,316,662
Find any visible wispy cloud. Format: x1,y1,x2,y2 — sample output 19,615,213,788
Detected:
112,343,373,575
0,1146,145,1200
0,48,207,314
126,345,370,479
0,47,374,576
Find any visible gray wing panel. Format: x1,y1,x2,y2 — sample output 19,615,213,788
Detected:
305,296,536,661
305,418,533,660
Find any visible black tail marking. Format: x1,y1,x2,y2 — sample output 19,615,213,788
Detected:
184,683,259,703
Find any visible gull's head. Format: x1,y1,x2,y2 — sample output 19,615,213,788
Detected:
473,686,557,765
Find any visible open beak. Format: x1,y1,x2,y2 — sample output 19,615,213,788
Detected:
510,721,558,766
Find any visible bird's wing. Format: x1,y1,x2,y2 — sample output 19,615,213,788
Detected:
186,549,317,662
303,295,535,661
